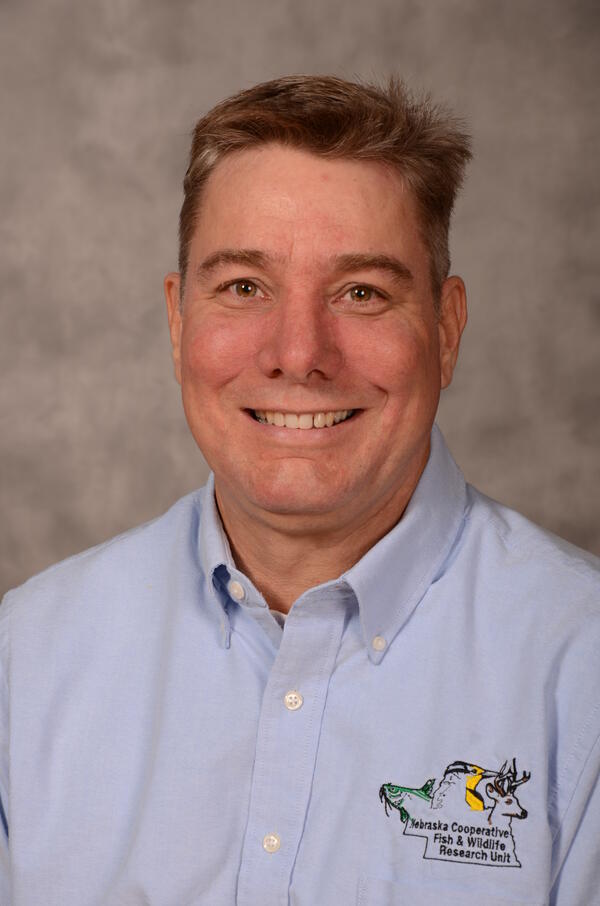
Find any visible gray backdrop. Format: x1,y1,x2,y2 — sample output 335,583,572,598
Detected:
1,0,598,595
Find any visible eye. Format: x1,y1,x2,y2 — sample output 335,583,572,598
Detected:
337,283,388,310
348,285,375,303
228,280,260,298
505,798,513,804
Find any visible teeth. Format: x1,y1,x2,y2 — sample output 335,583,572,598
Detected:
253,409,355,429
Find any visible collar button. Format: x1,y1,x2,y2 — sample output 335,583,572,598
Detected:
228,580,246,602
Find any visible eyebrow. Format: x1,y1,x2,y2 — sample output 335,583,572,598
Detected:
195,248,414,285
332,253,414,285
195,249,271,280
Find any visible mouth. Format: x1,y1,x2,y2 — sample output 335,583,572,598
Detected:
247,409,358,429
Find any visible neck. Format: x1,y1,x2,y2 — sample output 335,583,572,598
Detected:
214,457,428,613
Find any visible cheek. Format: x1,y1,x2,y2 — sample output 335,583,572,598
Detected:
344,319,438,393
180,316,255,390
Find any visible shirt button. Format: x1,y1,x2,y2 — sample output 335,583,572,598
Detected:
284,690,303,711
228,580,245,601
372,635,387,652
263,833,281,853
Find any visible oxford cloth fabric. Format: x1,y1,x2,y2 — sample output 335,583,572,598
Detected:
0,426,598,906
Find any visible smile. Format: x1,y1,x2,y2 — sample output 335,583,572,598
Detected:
250,409,357,429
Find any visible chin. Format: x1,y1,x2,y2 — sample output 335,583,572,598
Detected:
248,484,344,517
252,474,357,518
216,459,360,519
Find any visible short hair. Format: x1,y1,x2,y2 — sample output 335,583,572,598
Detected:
178,75,472,304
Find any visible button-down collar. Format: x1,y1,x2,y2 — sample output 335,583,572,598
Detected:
344,424,466,662
198,479,272,647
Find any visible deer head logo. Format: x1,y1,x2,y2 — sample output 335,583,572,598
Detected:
485,758,531,825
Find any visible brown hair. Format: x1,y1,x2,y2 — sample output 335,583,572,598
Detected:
178,75,472,303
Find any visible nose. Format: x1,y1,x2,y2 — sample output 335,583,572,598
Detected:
256,292,343,382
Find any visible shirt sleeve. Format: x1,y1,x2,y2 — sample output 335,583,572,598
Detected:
550,727,600,905
0,593,11,905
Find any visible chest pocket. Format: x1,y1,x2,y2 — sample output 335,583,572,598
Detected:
357,876,546,906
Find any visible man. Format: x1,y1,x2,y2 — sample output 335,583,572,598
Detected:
0,76,598,905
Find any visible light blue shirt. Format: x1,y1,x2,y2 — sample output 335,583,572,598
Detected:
1,427,599,905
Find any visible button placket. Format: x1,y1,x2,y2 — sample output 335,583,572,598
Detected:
235,596,347,906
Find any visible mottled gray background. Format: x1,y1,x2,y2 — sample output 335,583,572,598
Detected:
1,0,598,595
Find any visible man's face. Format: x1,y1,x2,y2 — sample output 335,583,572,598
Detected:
165,145,466,532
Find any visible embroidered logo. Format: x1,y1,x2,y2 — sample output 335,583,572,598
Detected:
379,758,530,867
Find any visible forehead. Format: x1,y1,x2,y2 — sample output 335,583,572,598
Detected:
192,144,425,265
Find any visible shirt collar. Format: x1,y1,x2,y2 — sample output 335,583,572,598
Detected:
198,424,466,661
343,424,466,662
199,474,271,648
199,473,235,583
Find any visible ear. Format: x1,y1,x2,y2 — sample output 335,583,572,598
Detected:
437,275,467,389
486,782,498,800
164,272,183,385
